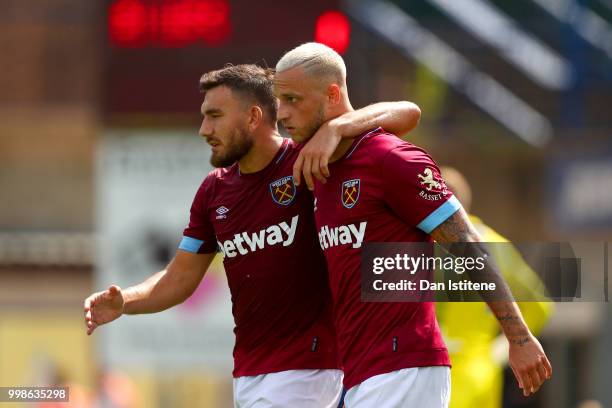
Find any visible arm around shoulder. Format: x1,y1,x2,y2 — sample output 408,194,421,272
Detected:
332,101,421,138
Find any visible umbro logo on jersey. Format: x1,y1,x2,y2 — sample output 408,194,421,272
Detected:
216,206,229,219
341,179,360,209
270,176,296,206
318,221,367,250
217,215,299,258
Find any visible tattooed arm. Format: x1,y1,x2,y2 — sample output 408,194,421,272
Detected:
431,207,552,396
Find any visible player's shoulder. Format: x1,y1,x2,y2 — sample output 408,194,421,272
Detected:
352,128,431,161
197,165,236,195
247,137,302,166
208,165,234,180
385,140,436,165
205,165,234,183
357,129,442,173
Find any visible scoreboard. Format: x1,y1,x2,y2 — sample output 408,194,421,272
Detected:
104,0,348,116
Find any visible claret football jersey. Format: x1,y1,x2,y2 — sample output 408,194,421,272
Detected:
313,128,461,389
181,138,338,377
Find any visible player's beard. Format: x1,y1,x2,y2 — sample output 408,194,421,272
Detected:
210,126,253,168
296,105,326,143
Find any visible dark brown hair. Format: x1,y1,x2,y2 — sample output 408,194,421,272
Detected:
199,64,277,123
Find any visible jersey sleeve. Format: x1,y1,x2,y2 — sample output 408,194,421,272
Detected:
380,144,462,233
179,175,218,254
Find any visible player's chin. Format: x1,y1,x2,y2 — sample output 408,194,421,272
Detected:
289,131,309,144
210,152,232,168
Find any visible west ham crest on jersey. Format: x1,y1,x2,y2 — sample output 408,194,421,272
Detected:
269,176,296,206
341,179,360,209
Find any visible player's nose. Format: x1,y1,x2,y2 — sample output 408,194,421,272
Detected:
199,118,213,138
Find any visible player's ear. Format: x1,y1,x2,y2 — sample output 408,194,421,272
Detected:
247,105,264,131
327,84,341,105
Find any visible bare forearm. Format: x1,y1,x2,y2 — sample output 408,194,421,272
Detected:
487,302,531,343
462,247,531,343
122,269,188,314
333,101,421,138
466,254,531,343
431,209,531,342
122,251,213,314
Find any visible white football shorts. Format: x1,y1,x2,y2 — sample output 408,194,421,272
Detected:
233,369,343,408
344,366,451,408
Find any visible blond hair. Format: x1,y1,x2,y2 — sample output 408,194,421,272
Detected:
276,42,346,87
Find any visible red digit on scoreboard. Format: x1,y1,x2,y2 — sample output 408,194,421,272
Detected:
108,0,231,48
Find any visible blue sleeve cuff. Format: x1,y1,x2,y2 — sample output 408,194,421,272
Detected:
179,236,204,253
417,195,462,233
